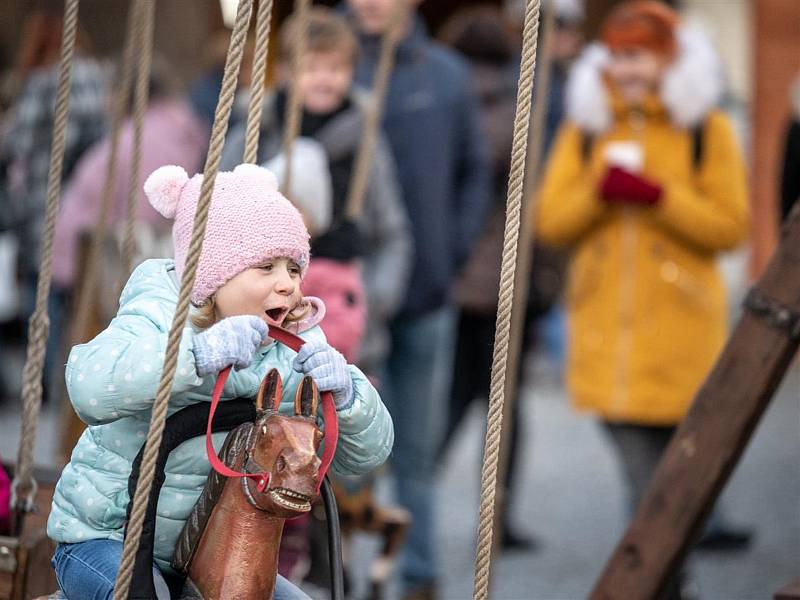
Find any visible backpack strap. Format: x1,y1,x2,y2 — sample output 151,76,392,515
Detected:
579,123,706,170
691,122,705,171
580,132,594,164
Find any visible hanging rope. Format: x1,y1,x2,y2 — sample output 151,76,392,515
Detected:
242,0,274,164
11,0,81,522
281,0,311,192
71,0,143,342
120,0,156,278
492,0,556,553
114,1,254,596
472,1,541,598
344,0,406,219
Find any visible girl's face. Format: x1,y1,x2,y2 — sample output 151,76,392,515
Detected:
297,50,354,115
606,47,667,105
215,257,303,327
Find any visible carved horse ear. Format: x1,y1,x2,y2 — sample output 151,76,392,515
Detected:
294,375,319,418
256,369,283,412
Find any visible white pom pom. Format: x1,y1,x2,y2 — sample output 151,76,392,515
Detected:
232,163,279,190
143,165,189,219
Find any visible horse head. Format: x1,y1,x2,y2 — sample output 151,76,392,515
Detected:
242,369,322,517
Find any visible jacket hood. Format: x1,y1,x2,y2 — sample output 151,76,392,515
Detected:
285,295,327,334
566,24,724,133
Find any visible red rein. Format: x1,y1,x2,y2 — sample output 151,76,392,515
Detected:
205,327,339,494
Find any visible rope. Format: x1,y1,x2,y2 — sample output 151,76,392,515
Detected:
71,0,142,342
113,0,254,596
121,0,156,278
492,0,555,551
11,0,81,519
472,2,541,598
281,0,311,192
344,0,406,219
242,0,274,164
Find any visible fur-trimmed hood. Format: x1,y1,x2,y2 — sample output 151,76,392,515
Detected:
565,25,724,133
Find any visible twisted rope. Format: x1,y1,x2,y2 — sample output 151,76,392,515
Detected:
11,0,80,520
493,0,555,550
113,1,254,597
121,0,156,278
71,0,141,341
472,2,541,598
242,0,274,164
281,0,311,192
344,0,405,219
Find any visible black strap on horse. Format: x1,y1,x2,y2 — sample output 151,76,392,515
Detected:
123,400,345,600
124,399,255,599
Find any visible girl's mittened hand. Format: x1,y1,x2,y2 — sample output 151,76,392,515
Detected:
193,315,269,377
292,340,354,411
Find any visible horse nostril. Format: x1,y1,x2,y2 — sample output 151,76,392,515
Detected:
275,455,287,473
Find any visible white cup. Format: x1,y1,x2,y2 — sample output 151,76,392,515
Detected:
604,141,644,173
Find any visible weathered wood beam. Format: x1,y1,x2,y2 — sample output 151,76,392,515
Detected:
591,205,800,600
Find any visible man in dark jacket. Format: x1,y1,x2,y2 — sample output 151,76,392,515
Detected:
346,1,491,597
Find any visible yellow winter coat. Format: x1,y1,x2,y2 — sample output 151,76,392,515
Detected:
536,97,749,424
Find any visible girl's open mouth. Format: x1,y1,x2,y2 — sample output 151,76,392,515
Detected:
265,307,288,324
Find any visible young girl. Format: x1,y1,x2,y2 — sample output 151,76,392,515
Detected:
46,163,394,599
537,0,749,589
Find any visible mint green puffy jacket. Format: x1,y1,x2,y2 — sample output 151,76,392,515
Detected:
47,259,393,572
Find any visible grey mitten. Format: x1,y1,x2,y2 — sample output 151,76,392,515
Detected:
292,340,354,410
193,315,269,377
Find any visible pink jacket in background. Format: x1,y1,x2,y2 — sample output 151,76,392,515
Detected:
52,99,208,288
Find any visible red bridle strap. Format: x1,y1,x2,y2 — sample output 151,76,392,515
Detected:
205,327,339,495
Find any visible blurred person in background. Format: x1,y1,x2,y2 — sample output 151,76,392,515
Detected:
346,0,491,597
0,8,109,402
780,73,800,222
437,4,543,553
51,56,208,324
536,0,752,583
220,7,411,381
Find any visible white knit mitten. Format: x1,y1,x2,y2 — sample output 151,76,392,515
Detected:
193,315,269,376
292,340,353,410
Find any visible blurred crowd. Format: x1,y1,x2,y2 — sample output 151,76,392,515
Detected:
0,0,797,599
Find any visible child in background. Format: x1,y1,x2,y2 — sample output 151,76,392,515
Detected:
47,163,393,599
220,7,412,378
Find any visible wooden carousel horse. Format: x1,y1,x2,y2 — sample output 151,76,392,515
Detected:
123,365,333,600
176,371,322,599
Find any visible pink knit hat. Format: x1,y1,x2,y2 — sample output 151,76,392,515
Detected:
144,163,310,304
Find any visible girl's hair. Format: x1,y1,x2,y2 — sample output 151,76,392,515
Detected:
601,1,679,59
278,6,358,65
191,296,313,330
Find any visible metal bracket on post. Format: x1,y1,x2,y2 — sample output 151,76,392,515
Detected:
743,288,800,341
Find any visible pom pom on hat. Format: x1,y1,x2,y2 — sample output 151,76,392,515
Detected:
232,162,280,188
144,165,190,219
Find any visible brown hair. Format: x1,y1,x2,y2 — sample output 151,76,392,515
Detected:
191,296,313,330
278,6,358,66
601,1,679,59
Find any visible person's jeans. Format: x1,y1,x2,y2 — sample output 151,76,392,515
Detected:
382,305,457,588
51,539,310,599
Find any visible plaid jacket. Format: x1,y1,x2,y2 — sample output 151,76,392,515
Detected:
0,58,109,273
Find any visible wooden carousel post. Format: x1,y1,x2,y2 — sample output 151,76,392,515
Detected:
591,205,800,600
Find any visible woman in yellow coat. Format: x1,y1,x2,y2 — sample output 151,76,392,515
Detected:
536,1,751,552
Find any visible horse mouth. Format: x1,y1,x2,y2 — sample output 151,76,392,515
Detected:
269,488,312,512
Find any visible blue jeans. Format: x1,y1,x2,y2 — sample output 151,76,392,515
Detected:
52,539,310,599
383,306,457,588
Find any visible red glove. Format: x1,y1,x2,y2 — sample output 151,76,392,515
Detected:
600,166,663,206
